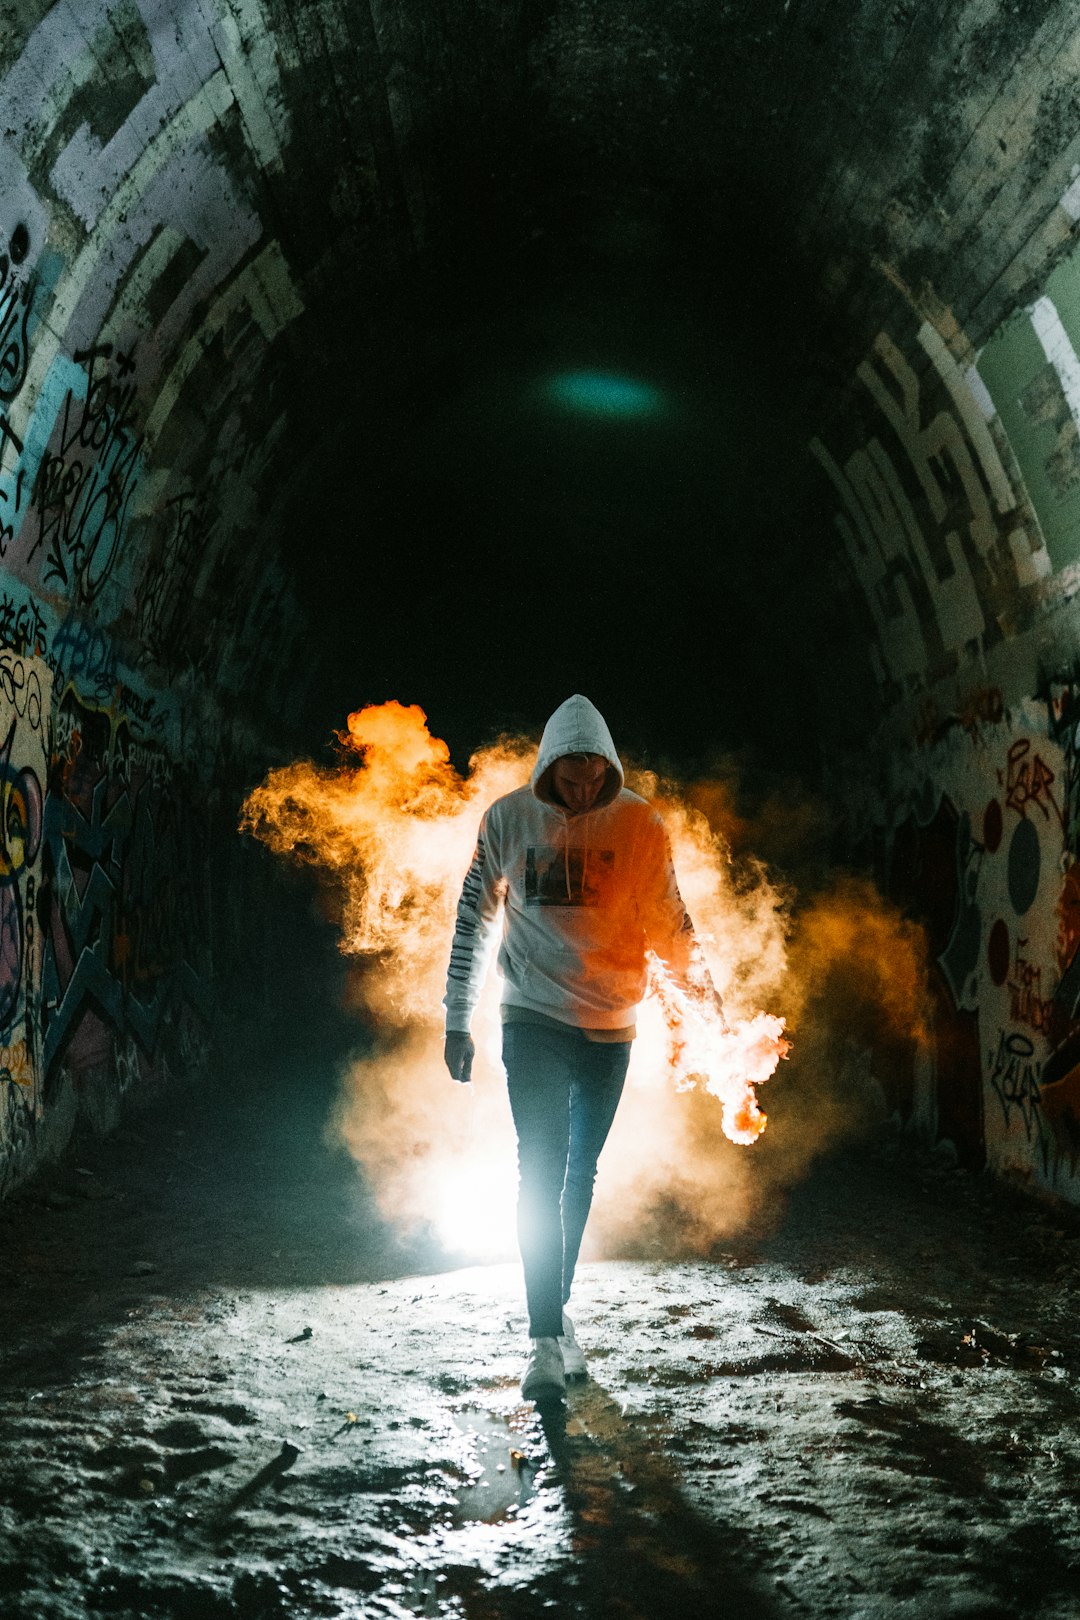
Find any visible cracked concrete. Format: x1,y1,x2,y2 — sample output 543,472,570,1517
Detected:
2,1021,1079,1619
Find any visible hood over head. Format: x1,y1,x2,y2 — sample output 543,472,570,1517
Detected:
531,695,624,810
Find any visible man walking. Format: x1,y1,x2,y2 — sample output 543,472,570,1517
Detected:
443,694,721,1401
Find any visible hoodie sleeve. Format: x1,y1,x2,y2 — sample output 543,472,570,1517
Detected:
639,812,725,1016
444,808,507,1034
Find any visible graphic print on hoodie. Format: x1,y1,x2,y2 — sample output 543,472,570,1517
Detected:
524,845,615,907
444,694,702,1033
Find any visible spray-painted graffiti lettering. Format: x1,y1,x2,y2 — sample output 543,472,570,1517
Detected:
29,347,141,604
0,593,46,659
0,652,44,734
119,738,171,787
1046,674,1080,859
1003,739,1062,825
43,693,211,1080
52,615,118,703
0,655,50,1175
0,721,44,1030
0,418,26,558
135,486,217,665
989,1029,1041,1138
1008,940,1054,1034
0,264,33,407
116,685,159,730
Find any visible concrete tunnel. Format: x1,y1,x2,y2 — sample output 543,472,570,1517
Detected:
3,2,1080,1616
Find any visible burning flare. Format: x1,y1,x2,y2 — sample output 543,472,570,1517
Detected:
649,958,788,1144
241,702,791,1253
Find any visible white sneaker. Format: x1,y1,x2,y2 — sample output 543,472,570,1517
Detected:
521,1336,565,1401
559,1312,587,1380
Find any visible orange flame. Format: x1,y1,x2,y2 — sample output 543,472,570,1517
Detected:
241,702,792,1248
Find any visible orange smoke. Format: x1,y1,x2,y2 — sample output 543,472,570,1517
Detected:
240,702,794,1252
242,701,531,1033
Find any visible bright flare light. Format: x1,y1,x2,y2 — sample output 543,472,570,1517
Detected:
430,1149,519,1258
648,954,789,1143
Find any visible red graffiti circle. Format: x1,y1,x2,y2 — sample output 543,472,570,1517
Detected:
983,798,1003,854
988,918,1010,987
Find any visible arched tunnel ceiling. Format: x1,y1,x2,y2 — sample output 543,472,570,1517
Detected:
8,0,1080,1213
3,0,1080,768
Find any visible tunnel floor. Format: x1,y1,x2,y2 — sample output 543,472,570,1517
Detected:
2,1024,1080,1620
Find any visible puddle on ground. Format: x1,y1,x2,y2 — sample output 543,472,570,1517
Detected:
452,1408,536,1522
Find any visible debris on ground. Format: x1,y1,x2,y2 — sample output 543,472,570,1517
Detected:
1,1057,1079,1618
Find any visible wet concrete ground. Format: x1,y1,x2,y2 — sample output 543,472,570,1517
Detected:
3,1021,1080,1620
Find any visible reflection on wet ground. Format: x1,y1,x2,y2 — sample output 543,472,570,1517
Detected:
451,1407,536,1521
2,1049,1080,1618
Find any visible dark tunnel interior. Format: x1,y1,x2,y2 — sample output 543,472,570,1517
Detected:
282,46,842,771
5,3,1080,1617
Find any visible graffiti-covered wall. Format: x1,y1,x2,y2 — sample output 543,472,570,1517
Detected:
811,222,1080,1201
0,649,50,1178
0,1,313,1191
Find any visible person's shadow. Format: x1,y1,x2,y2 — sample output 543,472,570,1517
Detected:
525,1380,780,1619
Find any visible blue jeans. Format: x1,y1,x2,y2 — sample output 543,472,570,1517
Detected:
502,1022,631,1339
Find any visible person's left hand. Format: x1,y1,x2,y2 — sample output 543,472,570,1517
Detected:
444,1032,475,1084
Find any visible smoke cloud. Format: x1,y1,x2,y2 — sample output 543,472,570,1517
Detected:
241,703,926,1259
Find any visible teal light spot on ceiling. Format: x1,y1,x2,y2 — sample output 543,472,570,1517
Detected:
543,370,666,419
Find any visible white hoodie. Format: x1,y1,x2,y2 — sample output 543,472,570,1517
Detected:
444,695,702,1033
